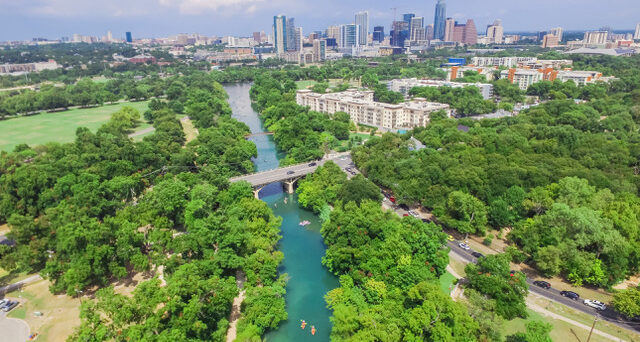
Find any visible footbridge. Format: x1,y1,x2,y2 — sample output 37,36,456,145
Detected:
229,152,352,198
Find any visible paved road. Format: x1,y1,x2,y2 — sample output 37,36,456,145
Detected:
0,314,30,342
381,198,640,335
229,152,352,187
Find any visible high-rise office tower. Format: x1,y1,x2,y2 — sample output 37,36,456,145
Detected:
273,15,287,54
403,13,415,24
410,16,425,41
327,25,341,46
355,11,369,46
433,0,446,40
106,31,113,42
286,17,297,51
373,26,385,43
635,23,640,40
125,32,133,43
486,20,504,44
549,27,563,42
583,31,608,45
391,21,409,47
340,24,360,48
253,31,261,43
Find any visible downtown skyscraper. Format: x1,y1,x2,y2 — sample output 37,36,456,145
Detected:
355,11,369,46
433,0,446,40
273,15,287,54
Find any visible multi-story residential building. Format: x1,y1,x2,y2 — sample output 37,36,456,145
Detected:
635,23,640,40
433,0,447,40
327,25,341,46
542,34,559,48
554,70,604,86
355,11,369,46
583,31,608,45
470,56,537,67
296,89,450,130
295,27,303,52
340,24,360,48
443,18,477,45
517,59,573,69
500,69,544,90
486,20,504,44
425,24,434,40
312,39,326,61
388,78,494,99
439,65,497,82
0,60,61,75
444,18,456,42
550,27,563,42
273,15,287,54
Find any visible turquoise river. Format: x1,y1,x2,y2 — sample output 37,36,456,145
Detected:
226,83,338,341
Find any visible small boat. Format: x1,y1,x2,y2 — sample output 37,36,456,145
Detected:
311,326,316,335
299,220,311,226
301,320,307,329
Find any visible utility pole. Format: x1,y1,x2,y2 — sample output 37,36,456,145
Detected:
585,315,598,342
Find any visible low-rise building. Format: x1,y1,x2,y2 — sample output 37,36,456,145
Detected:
0,59,60,74
470,56,537,67
296,89,450,130
500,69,544,90
439,65,497,82
388,78,494,99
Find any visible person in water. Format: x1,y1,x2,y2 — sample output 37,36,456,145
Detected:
300,320,307,329
311,325,316,335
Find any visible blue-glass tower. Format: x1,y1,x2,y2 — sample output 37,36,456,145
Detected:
433,0,446,40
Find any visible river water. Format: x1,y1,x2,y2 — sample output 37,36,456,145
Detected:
226,83,338,341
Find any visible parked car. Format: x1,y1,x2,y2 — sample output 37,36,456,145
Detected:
408,210,419,217
0,299,7,307
560,291,580,300
308,162,317,167
458,243,470,250
345,167,352,172
471,252,485,258
533,280,551,289
584,299,606,311
447,234,455,241
403,213,409,217
286,170,295,175
3,301,17,312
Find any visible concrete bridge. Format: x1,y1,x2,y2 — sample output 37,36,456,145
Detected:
229,152,352,198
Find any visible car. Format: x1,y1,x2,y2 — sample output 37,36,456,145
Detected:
0,299,6,307
403,213,409,217
308,162,317,167
447,234,455,241
408,210,419,217
286,170,295,175
471,252,485,258
3,301,17,312
533,280,551,289
583,299,606,311
560,291,580,300
458,243,470,250
345,167,352,172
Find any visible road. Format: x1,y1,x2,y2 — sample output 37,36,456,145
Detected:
229,152,352,187
381,197,640,336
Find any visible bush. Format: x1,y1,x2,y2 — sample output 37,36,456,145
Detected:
483,235,493,246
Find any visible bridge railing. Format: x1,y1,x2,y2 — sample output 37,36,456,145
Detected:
229,152,351,181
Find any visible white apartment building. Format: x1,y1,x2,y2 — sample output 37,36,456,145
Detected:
470,56,537,67
439,65,497,82
296,89,450,130
500,69,544,90
517,59,573,69
388,78,494,99
0,60,60,75
583,31,608,45
555,70,603,86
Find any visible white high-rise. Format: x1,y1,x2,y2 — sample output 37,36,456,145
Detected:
340,24,360,48
273,15,287,55
410,16,425,41
354,11,369,46
635,23,640,40
295,27,303,52
486,20,503,44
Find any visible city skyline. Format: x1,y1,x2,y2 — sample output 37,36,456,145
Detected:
1,0,639,41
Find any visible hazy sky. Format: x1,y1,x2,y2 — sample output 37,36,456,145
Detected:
0,0,638,41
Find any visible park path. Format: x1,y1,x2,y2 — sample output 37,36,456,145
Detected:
0,316,30,342
526,294,626,341
226,270,247,342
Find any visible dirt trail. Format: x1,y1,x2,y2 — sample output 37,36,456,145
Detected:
226,270,247,342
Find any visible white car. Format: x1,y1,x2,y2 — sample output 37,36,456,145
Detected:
408,210,419,218
583,299,606,311
458,243,470,250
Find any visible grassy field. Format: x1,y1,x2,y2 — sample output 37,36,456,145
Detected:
7,279,80,342
0,101,151,152
439,272,456,295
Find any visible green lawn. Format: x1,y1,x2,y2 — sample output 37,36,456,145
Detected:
0,101,150,152
439,272,456,295
296,80,317,90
